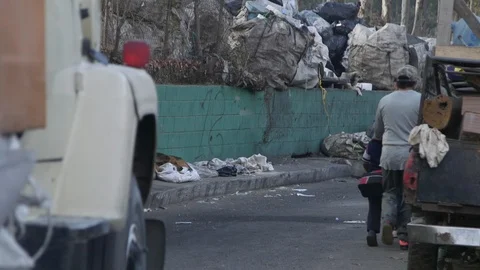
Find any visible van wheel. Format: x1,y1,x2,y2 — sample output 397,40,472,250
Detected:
407,242,438,270
104,177,146,270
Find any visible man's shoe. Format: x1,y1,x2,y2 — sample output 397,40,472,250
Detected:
381,224,394,245
399,240,409,250
366,230,378,247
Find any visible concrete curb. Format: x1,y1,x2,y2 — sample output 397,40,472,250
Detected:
146,162,352,208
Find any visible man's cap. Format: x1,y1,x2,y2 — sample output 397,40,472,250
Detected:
396,65,419,83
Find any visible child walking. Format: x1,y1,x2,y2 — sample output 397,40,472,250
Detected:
358,139,383,246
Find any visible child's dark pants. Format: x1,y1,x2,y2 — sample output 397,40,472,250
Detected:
367,196,382,233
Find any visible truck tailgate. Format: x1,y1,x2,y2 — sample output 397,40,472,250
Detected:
417,139,480,207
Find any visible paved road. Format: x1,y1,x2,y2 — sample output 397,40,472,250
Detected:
154,178,407,270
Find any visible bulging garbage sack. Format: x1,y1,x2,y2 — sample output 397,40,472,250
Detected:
347,23,409,90
228,13,313,90
325,34,348,60
296,10,333,41
406,35,429,89
320,132,370,160
225,0,243,16
291,26,330,89
313,2,360,24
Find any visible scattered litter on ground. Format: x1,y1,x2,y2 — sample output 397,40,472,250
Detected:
194,154,274,178
343,220,366,224
277,187,288,190
197,200,216,204
157,154,276,182
144,208,152,212
235,191,252,196
217,165,238,177
292,188,307,192
296,193,315,197
330,159,353,166
175,222,193,225
212,198,219,201
191,164,219,178
335,217,340,221
264,194,282,198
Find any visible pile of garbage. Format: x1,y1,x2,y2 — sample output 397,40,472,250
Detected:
227,0,329,90
226,0,362,90
225,0,436,91
108,0,436,90
155,153,274,183
296,2,363,77
344,24,435,90
320,131,371,160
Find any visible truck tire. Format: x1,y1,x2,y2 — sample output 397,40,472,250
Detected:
407,242,438,270
103,177,146,270
145,217,166,270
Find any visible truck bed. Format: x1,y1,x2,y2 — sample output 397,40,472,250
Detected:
417,139,480,207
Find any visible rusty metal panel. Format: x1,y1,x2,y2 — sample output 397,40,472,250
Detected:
0,0,46,133
417,139,480,207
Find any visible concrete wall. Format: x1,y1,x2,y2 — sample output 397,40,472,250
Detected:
156,85,389,161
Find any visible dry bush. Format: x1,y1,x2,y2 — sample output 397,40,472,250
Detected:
146,55,229,84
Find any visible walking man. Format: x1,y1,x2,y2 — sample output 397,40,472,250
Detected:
372,65,421,250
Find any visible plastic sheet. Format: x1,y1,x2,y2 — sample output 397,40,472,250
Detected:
313,2,360,23
225,0,243,16
325,35,348,60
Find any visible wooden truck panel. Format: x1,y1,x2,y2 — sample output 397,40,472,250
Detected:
0,0,46,133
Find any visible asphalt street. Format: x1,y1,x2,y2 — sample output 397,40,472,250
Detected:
154,177,407,270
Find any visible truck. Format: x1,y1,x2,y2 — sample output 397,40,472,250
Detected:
406,1,480,269
0,0,165,269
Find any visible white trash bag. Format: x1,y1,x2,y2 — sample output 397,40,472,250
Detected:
156,163,201,183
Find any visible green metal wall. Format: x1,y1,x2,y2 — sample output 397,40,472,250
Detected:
156,85,389,161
